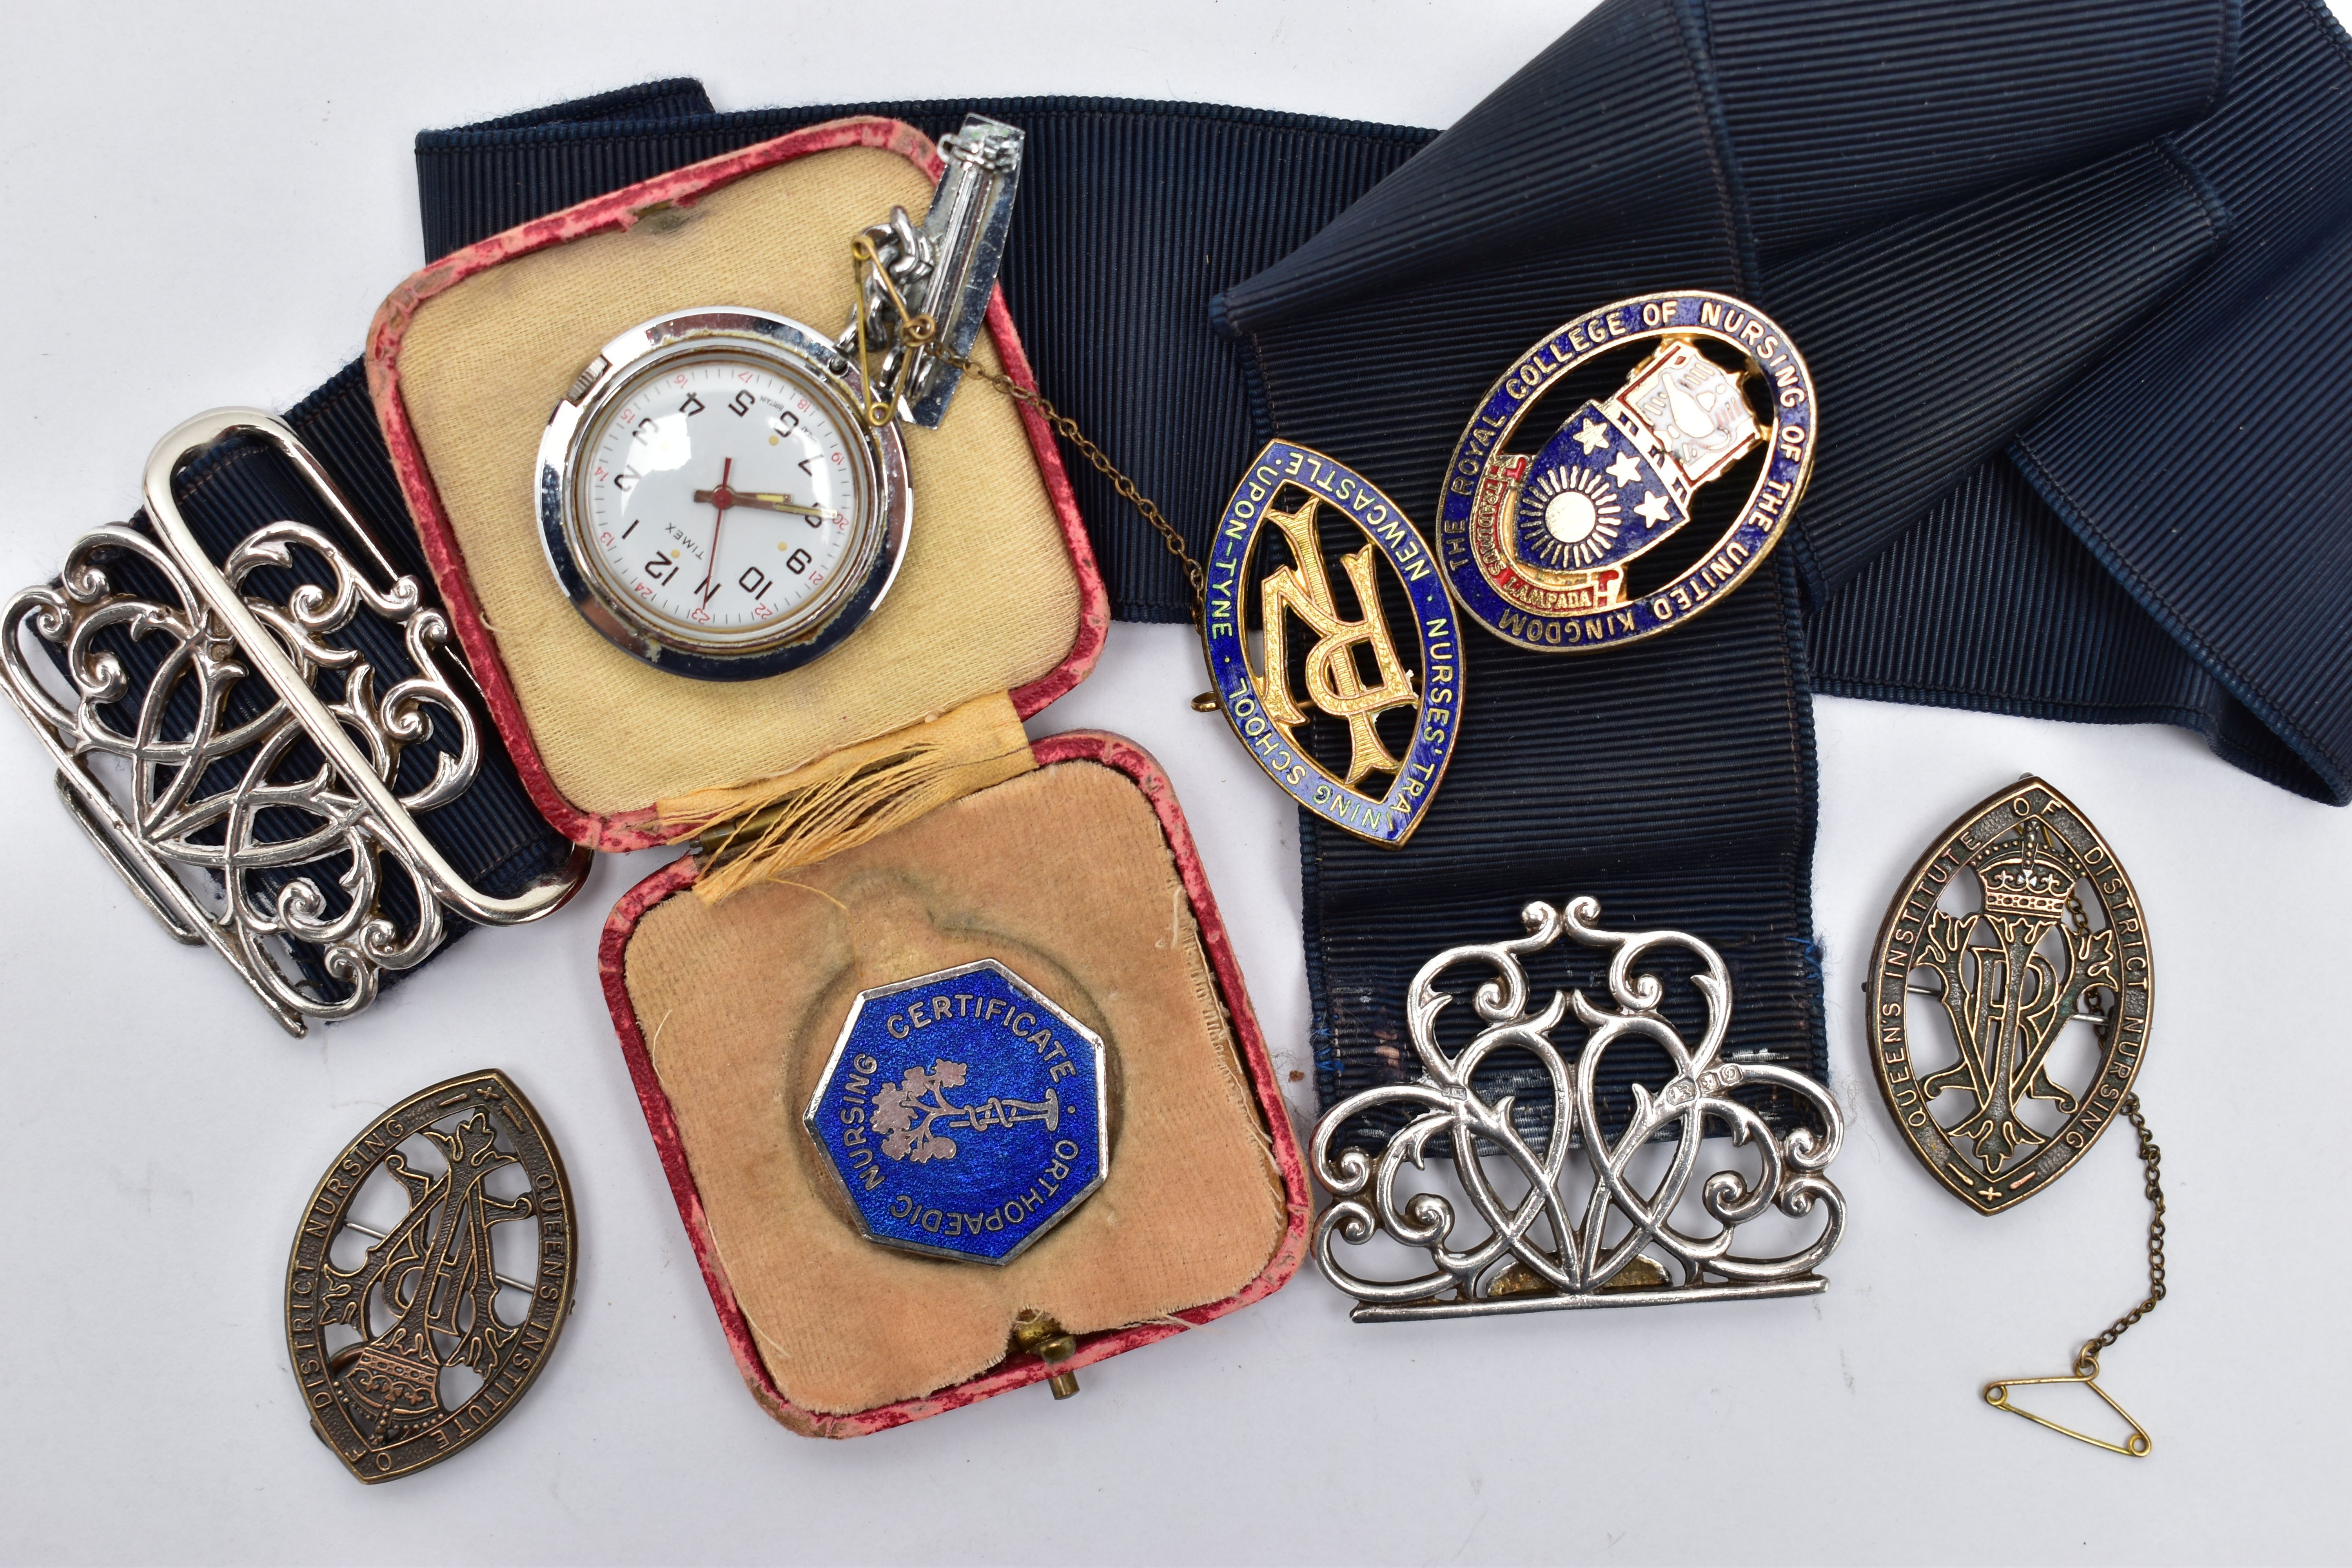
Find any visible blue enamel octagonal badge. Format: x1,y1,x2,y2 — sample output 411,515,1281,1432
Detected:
806,959,1110,1264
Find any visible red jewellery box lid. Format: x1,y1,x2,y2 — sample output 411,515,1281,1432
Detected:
365,116,1107,853
597,733,1312,1436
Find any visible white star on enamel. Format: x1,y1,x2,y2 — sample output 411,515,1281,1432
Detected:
1572,417,1611,455
1635,490,1673,526
1605,451,1643,488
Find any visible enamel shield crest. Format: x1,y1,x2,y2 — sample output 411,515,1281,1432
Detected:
1440,291,1816,652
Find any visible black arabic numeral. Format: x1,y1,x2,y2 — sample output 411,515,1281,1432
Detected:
645,555,679,584
786,548,812,575
612,469,637,492
739,566,771,600
771,410,800,437
797,456,818,476
622,519,641,539
679,392,705,416
729,390,755,417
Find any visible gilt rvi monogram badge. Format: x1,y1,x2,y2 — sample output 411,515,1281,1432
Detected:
1869,779,2153,1214
284,1070,576,1482
1206,441,1461,847
808,959,1111,1263
1440,291,1816,652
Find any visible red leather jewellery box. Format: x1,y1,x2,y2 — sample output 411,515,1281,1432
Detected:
363,117,1308,1436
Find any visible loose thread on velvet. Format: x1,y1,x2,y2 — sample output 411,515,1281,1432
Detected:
663,738,1035,904
643,1005,679,1071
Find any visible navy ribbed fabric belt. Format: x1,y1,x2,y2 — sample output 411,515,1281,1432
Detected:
205,0,2350,1096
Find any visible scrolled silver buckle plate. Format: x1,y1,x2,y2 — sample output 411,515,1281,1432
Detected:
0,408,590,1034
1310,896,1846,1321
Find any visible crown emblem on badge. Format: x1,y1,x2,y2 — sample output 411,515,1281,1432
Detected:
1975,818,2076,931
1870,781,2153,1213
1204,442,1463,848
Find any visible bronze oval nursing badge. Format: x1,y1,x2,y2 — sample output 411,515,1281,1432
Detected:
283,1070,576,1481
1869,779,2152,1215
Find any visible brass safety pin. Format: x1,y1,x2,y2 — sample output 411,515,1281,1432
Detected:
1984,1345,2152,1458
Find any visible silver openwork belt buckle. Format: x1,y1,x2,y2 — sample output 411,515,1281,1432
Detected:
1310,896,1846,1320
0,408,591,1034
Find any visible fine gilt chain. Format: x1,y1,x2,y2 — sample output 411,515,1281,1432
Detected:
848,238,1209,619
2069,884,2169,1363
2087,1092,2168,1358
1981,889,2168,1458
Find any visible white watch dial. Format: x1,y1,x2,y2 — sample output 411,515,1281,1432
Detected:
578,352,861,641
541,311,910,680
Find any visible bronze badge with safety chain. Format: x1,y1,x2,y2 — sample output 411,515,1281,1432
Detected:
1870,777,2165,1455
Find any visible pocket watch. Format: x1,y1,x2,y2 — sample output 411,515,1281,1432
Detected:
537,310,907,680
535,116,1024,681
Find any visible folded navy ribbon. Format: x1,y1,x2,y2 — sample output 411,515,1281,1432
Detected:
1214,0,2348,1111
1220,0,2352,814
1804,0,2352,807
255,0,2343,1085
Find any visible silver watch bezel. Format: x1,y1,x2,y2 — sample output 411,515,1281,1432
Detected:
537,308,911,681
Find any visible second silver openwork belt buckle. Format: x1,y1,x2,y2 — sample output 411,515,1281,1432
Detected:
1309,896,1846,1321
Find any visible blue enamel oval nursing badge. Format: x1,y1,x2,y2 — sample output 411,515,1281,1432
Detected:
1439,291,1816,653
806,959,1109,1264
1205,441,1462,848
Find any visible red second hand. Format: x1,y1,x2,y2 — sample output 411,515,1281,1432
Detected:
698,456,734,606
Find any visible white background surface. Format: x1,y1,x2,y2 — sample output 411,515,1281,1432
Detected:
5,4,2350,1563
